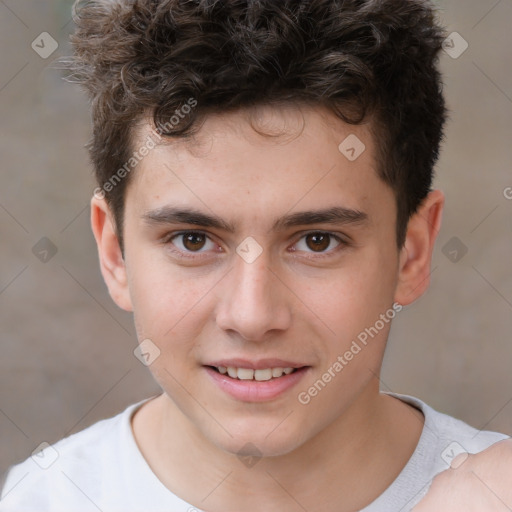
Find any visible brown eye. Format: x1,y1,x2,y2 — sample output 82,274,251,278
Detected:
169,231,215,254
293,232,343,255
305,233,331,252
182,232,206,251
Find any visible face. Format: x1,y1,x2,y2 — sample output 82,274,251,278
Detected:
93,104,438,458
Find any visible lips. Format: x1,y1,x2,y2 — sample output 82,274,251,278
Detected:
205,358,307,370
209,365,297,381
203,359,311,402
204,359,307,382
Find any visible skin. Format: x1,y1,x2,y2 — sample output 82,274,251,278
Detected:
91,104,444,512
412,439,512,511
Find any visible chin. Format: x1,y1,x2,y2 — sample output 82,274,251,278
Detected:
207,421,309,460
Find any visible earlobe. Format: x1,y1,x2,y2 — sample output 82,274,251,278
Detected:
90,196,133,312
394,190,445,306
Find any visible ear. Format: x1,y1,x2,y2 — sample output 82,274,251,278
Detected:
394,189,444,306
90,195,133,312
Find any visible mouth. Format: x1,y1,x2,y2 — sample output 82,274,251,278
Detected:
203,362,311,402
207,365,299,381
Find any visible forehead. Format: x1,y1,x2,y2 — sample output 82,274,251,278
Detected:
127,105,393,223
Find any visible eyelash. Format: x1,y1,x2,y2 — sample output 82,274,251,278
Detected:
162,230,349,260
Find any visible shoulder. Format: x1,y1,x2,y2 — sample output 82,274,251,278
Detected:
362,393,510,512
389,392,509,509
391,392,509,459
0,400,147,511
412,439,512,511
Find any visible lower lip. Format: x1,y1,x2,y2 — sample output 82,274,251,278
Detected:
204,366,310,402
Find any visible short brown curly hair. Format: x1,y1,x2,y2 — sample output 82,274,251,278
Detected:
69,0,447,249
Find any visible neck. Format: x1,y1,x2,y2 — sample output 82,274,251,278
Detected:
132,386,424,512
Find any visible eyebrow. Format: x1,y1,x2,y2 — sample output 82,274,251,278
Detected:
142,205,369,233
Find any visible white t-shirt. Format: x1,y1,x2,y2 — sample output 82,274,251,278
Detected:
0,393,508,512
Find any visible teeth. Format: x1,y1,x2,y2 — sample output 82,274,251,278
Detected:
237,368,254,380
272,367,284,377
219,366,296,380
254,369,272,381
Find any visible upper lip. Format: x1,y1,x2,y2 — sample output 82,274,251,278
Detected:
205,358,308,370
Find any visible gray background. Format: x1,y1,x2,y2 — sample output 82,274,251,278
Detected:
1,0,511,478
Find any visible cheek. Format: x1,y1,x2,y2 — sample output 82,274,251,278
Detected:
129,270,212,391
298,252,397,344
132,280,211,342
127,247,218,341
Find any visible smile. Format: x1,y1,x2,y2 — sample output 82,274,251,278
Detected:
204,365,310,402
211,366,297,381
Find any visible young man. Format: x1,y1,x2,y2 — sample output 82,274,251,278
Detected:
1,0,510,511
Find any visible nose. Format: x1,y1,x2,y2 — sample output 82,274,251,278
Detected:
215,250,292,342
